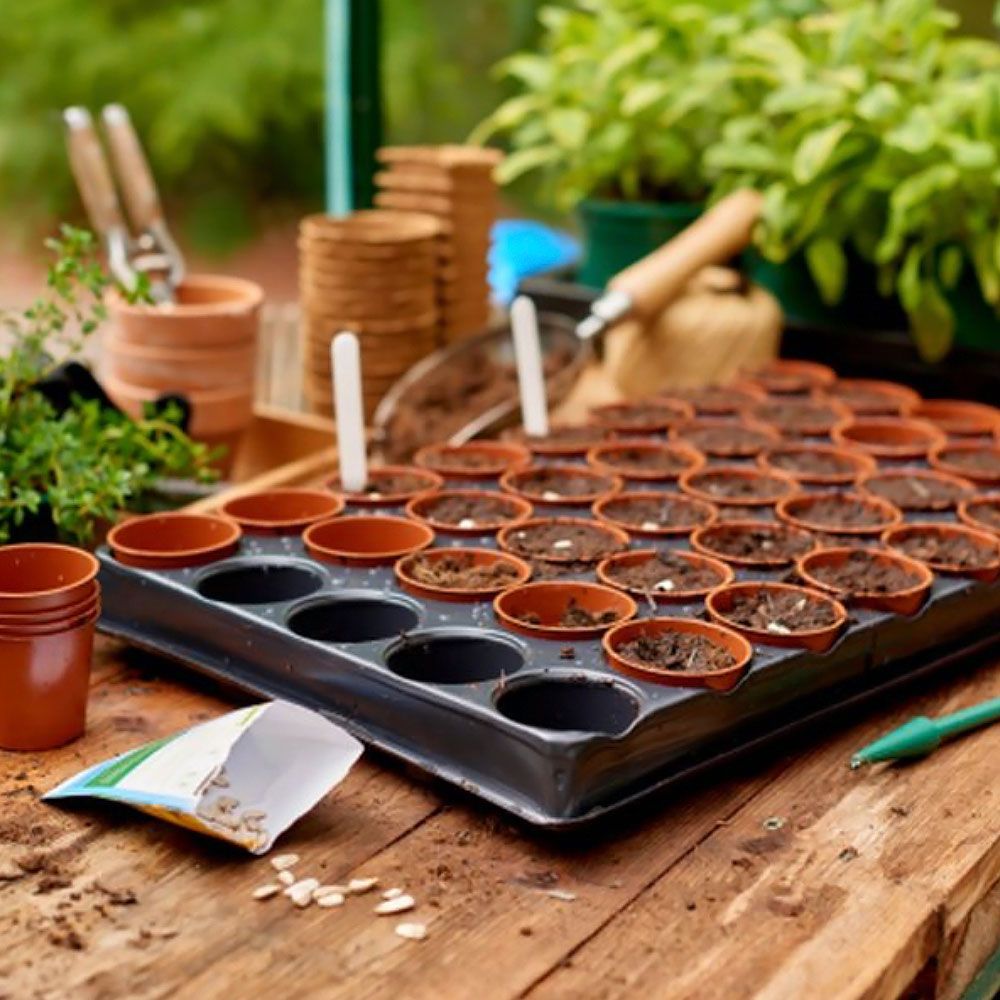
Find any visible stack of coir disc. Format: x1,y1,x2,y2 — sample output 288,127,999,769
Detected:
374,145,502,344
298,211,442,417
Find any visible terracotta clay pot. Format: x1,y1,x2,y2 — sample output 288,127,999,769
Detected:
303,515,434,567
911,399,1000,438
596,548,734,603
0,583,99,629
657,382,765,417
220,489,344,535
776,491,903,537
586,440,704,483
832,418,945,461
857,467,975,513
0,544,100,613
706,581,848,652
414,442,530,480
757,443,877,487
740,359,836,395
0,598,101,638
823,378,921,417
108,513,241,569
592,491,718,539
497,517,630,564
493,581,637,640
797,547,933,616
691,519,817,569
743,396,852,438
590,399,694,435
405,490,532,536
679,465,797,508
603,617,752,691
958,494,1000,536
103,334,257,391
108,274,263,349
929,442,1000,486
500,464,623,508
881,522,1000,583
328,465,443,507
395,547,531,603
670,417,781,459
508,424,608,458
0,612,98,750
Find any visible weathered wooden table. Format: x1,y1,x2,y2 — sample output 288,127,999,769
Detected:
2,635,998,1000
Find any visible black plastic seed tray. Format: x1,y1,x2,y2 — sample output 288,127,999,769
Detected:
96,461,1000,829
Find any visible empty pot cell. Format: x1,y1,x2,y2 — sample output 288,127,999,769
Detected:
386,631,524,684
288,593,420,643
197,561,324,605
495,677,639,736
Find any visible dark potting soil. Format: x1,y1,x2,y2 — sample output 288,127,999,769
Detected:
616,632,736,673
515,597,619,629
596,446,694,474
967,500,1000,529
689,470,793,501
893,531,998,570
678,425,774,457
939,447,1000,476
426,449,508,471
529,559,596,581
863,473,971,511
788,495,891,528
505,522,624,562
600,495,713,531
660,385,759,415
724,589,839,633
605,551,724,594
514,424,607,446
336,470,430,496
750,400,842,435
765,448,859,478
407,553,521,590
700,524,814,562
826,385,902,414
513,468,615,499
594,401,688,428
807,550,922,595
422,494,521,527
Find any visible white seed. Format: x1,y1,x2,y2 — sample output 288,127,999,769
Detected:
368,491,383,500
289,886,315,908
395,922,427,941
313,885,346,900
654,578,675,592
375,894,415,915
252,884,281,900
270,853,300,871
316,892,345,908
552,539,573,550
458,518,477,529
284,877,320,900
382,887,403,900
277,870,296,886
766,622,792,635
546,889,577,902
347,877,379,894
641,521,660,531
542,491,563,502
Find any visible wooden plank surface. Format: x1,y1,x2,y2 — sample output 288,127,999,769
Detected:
1,637,998,1000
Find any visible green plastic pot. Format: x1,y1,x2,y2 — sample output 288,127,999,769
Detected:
578,199,702,290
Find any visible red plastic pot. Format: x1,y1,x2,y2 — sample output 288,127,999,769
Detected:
657,382,765,416
328,465,444,506
586,440,704,482
108,513,241,569
405,490,532,536
501,464,622,508
911,399,1000,438
590,399,693,435
220,489,344,535
304,515,434,567
0,544,99,614
690,519,817,569
0,582,99,629
776,491,903,537
823,378,921,417
0,598,101,638
497,517,630,564
603,617,752,691
832,418,945,461
958,494,1000,536
508,424,607,458
493,581,637,640
670,417,781,459
740,359,836,395
757,443,877,486
881,522,1000,583
596,548,733,603
929,442,1000,486
857,467,974,512
743,396,851,438
395,547,531,603
414,442,530,480
592,491,718,539
679,465,797,508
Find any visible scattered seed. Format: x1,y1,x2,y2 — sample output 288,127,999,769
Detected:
284,878,320,900
654,578,675,592
552,538,573,549
543,491,563,502
316,892,345,908
395,922,427,941
382,887,404,900
641,520,659,531
277,870,296,887
766,621,792,635
546,889,577,902
375,894,415,915
347,877,379,894
314,885,345,900
271,854,300,871
252,885,281,901
458,518,477,529
289,887,315,908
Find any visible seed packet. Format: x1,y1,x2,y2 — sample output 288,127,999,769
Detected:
44,701,363,854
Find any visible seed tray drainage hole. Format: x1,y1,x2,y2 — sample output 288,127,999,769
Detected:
495,678,639,736
288,595,420,643
386,632,524,684
197,563,324,605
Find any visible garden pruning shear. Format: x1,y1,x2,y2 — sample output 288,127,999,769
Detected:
63,104,184,302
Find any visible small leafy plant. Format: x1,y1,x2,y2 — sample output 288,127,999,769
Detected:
0,226,217,546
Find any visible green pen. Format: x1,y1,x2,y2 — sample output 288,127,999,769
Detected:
850,695,1000,768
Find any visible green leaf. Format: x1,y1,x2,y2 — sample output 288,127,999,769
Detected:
805,237,848,305
885,108,937,154
856,83,901,123
494,145,561,186
907,278,956,363
597,28,661,85
792,120,852,184
621,81,672,117
546,109,589,150
498,53,553,90
944,136,997,171
938,246,964,290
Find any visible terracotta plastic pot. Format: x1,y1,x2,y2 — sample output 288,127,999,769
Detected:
740,359,836,395
679,465,797,508
500,464,623,508
0,599,101,638
304,515,434,567
823,378,921,417
508,424,607,458
743,396,852,438
493,581,637,640
776,491,903,537
0,613,98,750
405,490,532,536
497,517,630,564
328,465,443,507
603,617,752,691
858,467,974,513
108,513,242,569
706,581,848,652
757,443,877,486
657,382,765,416
911,399,1000,438
108,274,263,349
958,495,1000,536
396,547,531,603
596,548,734,604
220,489,344,535
0,544,100,613
414,442,530,480
832,418,945,460
0,582,99,629
670,418,781,459
929,443,1000,486
797,547,933,616
690,519,817,569
881,522,1000,583
592,491,718,539
590,399,694,435
103,334,257,391
586,441,704,482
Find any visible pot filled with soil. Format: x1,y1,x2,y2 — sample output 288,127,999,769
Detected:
797,547,933,615
859,468,974,512
603,617,752,691
881,523,1000,583
776,491,902,537
586,441,704,482
822,378,920,417
758,443,876,486
395,548,531,603
707,581,847,652
658,382,765,417
303,514,434,567
498,517,629,564
593,491,717,538
0,544,100,614
493,581,637,640
911,400,1000,439
590,399,693,435
832,418,945,461
930,443,1000,486
691,519,817,568
406,490,532,535
108,513,242,569
328,465,443,507
744,397,850,438
220,489,345,535
414,441,531,480
958,495,1000,535
679,466,796,508
671,418,780,459
501,465,622,508
597,548,733,603
740,359,836,395
506,423,608,458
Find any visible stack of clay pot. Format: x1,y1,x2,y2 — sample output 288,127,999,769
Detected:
298,210,442,418
0,544,101,750
101,275,264,468
374,145,501,344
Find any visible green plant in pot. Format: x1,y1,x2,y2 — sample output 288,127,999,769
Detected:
0,227,217,546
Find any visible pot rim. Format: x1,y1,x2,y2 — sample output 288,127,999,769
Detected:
757,442,877,485
0,601,101,638
742,395,852,436
690,518,817,568
776,490,904,536
911,399,1000,437
679,464,798,507
740,359,837,393
596,547,734,602
857,466,975,511
590,398,695,433
831,416,946,458
414,441,531,479
0,582,100,625
656,381,767,415
303,514,435,565
107,512,242,565
395,547,532,603
585,440,705,482
405,489,533,535
669,416,782,456
796,545,933,611
929,442,1000,484
220,488,345,534
957,494,1000,535
107,273,264,316
497,516,631,563
512,424,608,457
493,580,637,640
327,465,444,506
500,464,624,506
0,543,100,604
880,520,1000,581
822,378,921,415
592,490,718,538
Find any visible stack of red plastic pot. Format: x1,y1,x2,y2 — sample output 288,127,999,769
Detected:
0,544,101,750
